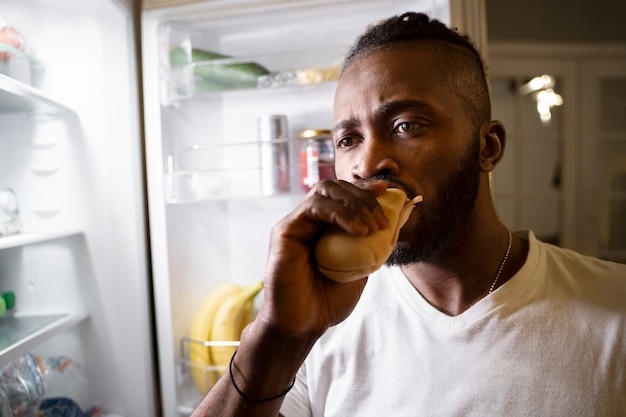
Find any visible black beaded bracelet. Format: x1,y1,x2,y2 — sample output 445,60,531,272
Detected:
229,348,296,403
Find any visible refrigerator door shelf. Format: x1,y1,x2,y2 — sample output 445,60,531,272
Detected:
176,338,239,415
0,73,72,116
0,229,82,250
0,311,88,367
165,140,302,202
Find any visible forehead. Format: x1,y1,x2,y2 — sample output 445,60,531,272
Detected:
333,45,461,123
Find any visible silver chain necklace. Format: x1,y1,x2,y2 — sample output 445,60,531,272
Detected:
488,229,513,294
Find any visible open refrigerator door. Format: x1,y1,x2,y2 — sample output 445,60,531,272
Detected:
0,0,156,416
141,1,450,415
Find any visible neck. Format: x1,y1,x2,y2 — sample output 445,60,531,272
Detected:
400,225,521,316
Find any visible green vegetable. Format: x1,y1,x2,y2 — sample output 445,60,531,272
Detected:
169,46,269,90
192,78,234,93
169,47,228,65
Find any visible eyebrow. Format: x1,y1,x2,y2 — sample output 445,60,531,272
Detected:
332,118,360,134
379,99,432,115
333,99,434,134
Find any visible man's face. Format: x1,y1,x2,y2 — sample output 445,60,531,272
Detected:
332,45,482,263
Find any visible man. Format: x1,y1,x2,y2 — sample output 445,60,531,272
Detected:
192,12,626,417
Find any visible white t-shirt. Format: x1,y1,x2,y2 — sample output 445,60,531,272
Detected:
280,231,626,417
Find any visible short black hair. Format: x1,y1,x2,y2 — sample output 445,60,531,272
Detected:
343,12,491,126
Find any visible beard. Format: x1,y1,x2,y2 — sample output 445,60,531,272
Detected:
386,134,481,265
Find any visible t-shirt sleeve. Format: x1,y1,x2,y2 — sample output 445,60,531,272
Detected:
279,363,312,417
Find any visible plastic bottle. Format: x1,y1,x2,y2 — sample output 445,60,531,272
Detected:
0,386,12,417
0,353,50,417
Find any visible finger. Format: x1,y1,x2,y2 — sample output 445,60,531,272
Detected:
308,180,388,235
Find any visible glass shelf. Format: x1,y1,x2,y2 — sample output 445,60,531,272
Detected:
0,229,83,250
0,312,88,367
0,73,73,116
161,44,346,105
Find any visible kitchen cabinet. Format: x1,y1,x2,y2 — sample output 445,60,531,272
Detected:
489,42,626,262
579,59,626,262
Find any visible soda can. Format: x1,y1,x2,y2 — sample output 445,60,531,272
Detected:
257,115,290,196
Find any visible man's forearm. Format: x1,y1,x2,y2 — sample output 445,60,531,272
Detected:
191,319,316,417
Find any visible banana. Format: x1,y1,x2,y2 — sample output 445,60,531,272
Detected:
189,282,242,393
238,296,255,336
209,281,264,372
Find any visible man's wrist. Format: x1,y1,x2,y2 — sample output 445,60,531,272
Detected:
228,319,317,401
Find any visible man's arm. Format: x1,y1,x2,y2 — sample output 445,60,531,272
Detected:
191,321,314,416
191,180,388,416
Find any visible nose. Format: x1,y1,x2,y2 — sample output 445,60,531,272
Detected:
350,139,400,181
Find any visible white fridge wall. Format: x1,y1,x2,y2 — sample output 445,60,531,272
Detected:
1,0,156,416
143,1,450,415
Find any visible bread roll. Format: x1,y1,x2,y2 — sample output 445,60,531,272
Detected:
315,188,421,283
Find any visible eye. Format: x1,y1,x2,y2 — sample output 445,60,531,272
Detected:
337,136,355,149
393,121,419,134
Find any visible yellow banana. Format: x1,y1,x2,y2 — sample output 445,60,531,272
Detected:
189,282,242,393
239,296,256,335
209,281,264,372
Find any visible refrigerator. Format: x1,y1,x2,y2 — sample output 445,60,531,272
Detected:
140,1,453,416
0,0,469,416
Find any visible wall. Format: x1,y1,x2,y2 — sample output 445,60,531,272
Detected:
486,0,626,43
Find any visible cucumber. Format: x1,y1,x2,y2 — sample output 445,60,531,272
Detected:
194,61,269,88
169,46,269,90
192,78,233,93
169,47,227,65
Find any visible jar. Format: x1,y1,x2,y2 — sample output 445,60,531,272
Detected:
299,129,336,192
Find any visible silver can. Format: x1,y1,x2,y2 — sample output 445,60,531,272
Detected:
257,114,290,195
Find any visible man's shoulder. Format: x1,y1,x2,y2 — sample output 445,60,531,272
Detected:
539,238,626,276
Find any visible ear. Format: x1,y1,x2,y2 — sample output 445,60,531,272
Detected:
479,121,506,172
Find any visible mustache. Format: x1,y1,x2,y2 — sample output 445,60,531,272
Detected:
366,175,418,200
